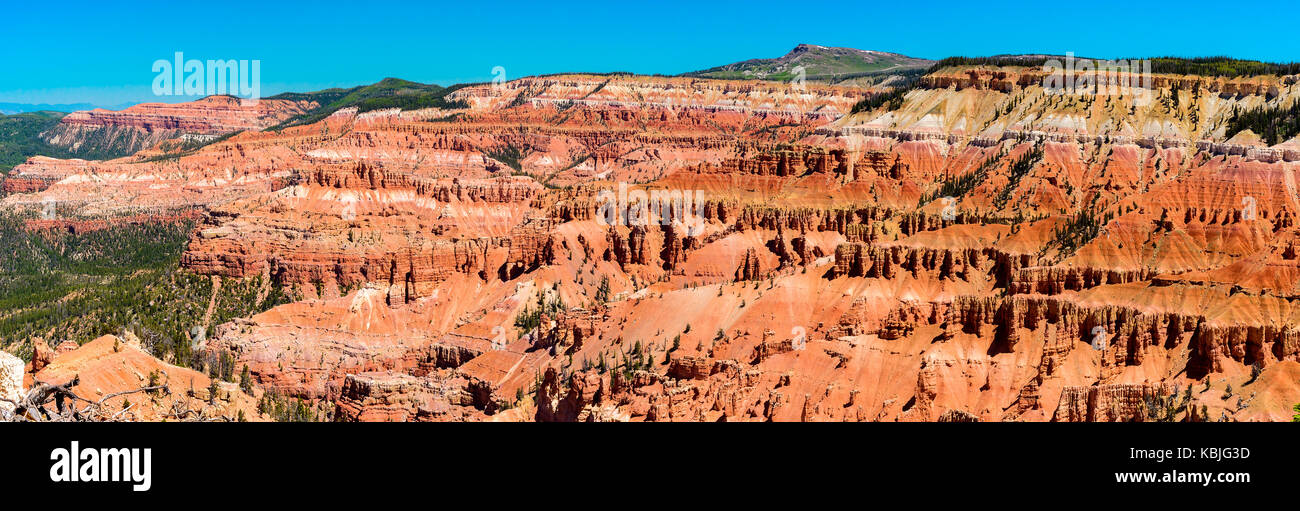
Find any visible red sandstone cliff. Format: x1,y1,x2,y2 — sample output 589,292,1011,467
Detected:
5,68,1300,422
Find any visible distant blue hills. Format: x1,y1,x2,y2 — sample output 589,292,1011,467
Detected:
0,102,138,115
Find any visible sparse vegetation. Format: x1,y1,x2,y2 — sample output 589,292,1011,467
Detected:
268,78,473,129
239,364,253,394
849,84,914,114
1142,392,1180,422
1247,362,1264,385
993,144,1043,210
594,276,611,304
918,147,1005,206
930,55,1300,78
1224,99,1300,146
1145,56,1300,78
514,293,566,334
482,142,532,172
1049,205,1106,259
0,213,290,367
138,130,245,163
258,389,330,422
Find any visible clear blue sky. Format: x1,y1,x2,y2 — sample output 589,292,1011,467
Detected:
3,0,1296,107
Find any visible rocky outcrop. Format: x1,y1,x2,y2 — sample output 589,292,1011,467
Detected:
734,248,762,281
667,356,714,380
1,156,92,194
1052,384,1177,422
1011,267,1157,295
334,372,489,422
946,288,1300,377
0,352,24,415
832,241,1035,284
937,409,980,422
535,367,608,422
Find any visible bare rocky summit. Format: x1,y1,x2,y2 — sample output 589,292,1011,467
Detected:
684,43,934,86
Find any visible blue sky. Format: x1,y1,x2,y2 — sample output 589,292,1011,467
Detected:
3,0,1297,107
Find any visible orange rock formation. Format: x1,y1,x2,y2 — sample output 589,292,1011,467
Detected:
6,69,1300,421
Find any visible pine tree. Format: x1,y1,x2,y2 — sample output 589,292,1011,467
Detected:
208,379,220,404
239,364,253,394
595,276,611,303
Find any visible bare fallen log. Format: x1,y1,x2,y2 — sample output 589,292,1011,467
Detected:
0,374,182,422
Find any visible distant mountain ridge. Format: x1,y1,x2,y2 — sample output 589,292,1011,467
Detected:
0,78,470,173
266,77,469,129
0,102,137,115
682,44,934,86
7,52,1298,176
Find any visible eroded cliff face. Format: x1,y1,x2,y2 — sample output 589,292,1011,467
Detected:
37,95,317,160
6,69,1300,421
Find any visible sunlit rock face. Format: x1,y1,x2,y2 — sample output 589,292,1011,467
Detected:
7,68,1300,421
0,351,24,415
